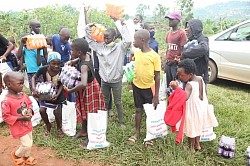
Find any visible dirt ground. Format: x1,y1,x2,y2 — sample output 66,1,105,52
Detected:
0,134,99,166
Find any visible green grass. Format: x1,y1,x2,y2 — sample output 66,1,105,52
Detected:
1,79,250,165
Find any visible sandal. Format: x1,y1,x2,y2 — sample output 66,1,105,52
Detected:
144,140,154,148
128,136,138,144
79,139,89,148
57,129,64,138
43,130,50,137
24,156,37,165
10,151,25,166
74,131,87,139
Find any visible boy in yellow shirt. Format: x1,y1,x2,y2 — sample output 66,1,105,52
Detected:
128,29,161,147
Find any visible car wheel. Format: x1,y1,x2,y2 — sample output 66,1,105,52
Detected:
208,60,217,83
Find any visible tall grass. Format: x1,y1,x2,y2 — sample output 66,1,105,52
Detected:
1,79,250,165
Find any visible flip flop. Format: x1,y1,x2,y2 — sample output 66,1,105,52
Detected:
57,129,64,138
10,151,25,166
128,136,138,144
43,130,50,137
79,139,89,148
74,132,87,139
144,140,154,148
24,156,37,165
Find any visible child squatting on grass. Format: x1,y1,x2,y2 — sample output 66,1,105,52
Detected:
128,29,161,148
170,59,215,151
64,38,106,147
31,51,66,138
1,71,37,165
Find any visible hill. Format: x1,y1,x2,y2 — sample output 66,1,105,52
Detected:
193,0,250,20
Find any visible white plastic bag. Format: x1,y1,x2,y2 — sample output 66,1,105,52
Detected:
29,96,42,127
200,104,218,142
159,73,167,100
144,101,168,142
0,60,12,87
87,110,110,150
0,90,8,123
62,101,76,136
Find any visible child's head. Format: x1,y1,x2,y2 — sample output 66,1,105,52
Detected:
7,37,16,48
165,12,182,28
4,71,24,93
144,22,155,38
133,29,150,49
29,19,41,34
46,35,52,46
104,28,116,45
134,14,143,24
47,52,61,71
59,28,70,43
177,59,196,82
71,38,89,59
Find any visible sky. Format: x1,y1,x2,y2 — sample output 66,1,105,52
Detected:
0,0,241,15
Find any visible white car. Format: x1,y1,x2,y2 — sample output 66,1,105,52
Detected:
208,19,250,84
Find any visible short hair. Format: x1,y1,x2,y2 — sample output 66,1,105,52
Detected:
177,59,196,74
72,38,89,54
135,14,143,21
105,28,116,37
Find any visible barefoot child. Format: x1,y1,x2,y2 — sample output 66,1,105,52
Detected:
1,71,37,165
31,52,65,137
171,59,213,151
64,38,106,146
128,29,161,147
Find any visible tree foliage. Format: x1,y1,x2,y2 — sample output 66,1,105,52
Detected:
176,0,194,26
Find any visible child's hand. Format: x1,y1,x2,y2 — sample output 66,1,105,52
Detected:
63,85,72,93
51,94,58,101
32,90,40,99
169,81,178,90
174,55,181,62
18,115,32,121
152,96,159,110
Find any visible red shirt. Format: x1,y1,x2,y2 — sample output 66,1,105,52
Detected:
166,29,187,62
1,93,33,139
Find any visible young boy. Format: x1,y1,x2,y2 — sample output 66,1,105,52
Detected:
1,71,37,165
85,18,132,127
165,12,187,87
128,29,161,146
144,22,159,53
17,19,47,93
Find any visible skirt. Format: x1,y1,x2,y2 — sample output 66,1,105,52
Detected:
75,78,106,121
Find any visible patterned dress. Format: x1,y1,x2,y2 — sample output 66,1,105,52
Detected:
75,60,106,121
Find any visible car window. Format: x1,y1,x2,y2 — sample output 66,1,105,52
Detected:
216,30,233,41
235,23,250,41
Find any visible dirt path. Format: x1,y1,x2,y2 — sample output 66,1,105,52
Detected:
0,134,99,166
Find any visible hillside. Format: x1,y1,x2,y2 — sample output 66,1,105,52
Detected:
193,0,250,20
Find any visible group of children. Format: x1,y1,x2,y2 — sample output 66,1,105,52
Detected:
0,10,215,166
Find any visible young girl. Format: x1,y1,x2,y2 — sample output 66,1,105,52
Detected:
2,71,37,165
170,59,213,151
64,38,106,146
31,51,65,137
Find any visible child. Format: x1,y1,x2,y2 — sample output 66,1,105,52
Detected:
143,23,159,53
1,71,37,165
165,12,187,87
7,37,19,71
31,52,65,137
128,29,161,147
17,19,47,93
85,17,132,127
64,38,106,146
170,59,211,151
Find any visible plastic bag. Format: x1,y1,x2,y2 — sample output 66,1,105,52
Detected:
159,73,167,100
143,101,168,142
90,24,106,42
123,61,134,83
62,101,76,136
26,34,47,50
29,96,42,127
87,110,110,150
106,3,124,19
218,135,236,159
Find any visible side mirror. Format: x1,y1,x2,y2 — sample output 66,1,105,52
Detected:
229,32,237,40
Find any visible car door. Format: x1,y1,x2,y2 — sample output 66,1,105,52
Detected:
214,22,250,83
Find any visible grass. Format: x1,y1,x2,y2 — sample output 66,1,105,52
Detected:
1,79,250,165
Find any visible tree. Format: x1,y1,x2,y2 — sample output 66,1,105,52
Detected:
176,0,194,26
135,4,150,18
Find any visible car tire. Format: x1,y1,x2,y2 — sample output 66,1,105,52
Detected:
208,60,217,83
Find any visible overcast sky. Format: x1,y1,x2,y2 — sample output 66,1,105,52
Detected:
0,0,241,14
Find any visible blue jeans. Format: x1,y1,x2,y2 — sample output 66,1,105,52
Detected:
101,80,123,124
